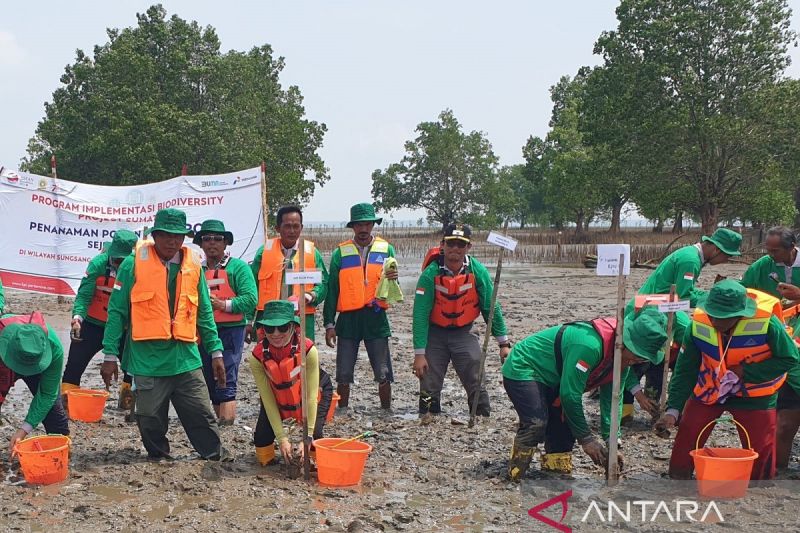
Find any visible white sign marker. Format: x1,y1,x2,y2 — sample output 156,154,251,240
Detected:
487,231,518,251
596,244,631,276
285,271,322,285
657,300,691,313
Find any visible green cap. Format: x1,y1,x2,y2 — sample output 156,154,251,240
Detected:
108,230,139,259
699,279,757,319
623,306,668,364
192,219,233,246
146,208,192,237
347,203,382,228
0,323,52,376
256,300,300,327
701,228,742,257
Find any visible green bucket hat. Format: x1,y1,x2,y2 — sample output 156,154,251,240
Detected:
192,219,234,246
145,208,192,237
108,229,139,259
255,300,300,327
347,203,382,228
0,323,52,376
698,279,757,319
701,228,742,257
623,306,668,364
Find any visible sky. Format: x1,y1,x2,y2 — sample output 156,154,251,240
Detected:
2,1,800,223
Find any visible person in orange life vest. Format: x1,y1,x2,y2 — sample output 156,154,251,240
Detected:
412,224,511,416
63,230,138,408
101,209,230,461
0,313,69,453
323,203,398,409
249,205,328,341
421,239,444,271
194,219,257,426
655,280,799,480
249,300,333,465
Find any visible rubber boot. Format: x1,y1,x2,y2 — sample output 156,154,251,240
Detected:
378,381,391,409
117,382,135,410
255,445,276,466
621,403,634,426
541,452,573,474
508,442,536,482
337,383,350,409
61,382,79,411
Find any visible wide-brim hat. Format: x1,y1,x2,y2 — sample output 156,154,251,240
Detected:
108,229,139,259
0,323,52,376
701,228,742,257
255,300,301,327
622,306,668,364
145,208,193,237
698,279,757,319
192,219,233,246
347,203,382,228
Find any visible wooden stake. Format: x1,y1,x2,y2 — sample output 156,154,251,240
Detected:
607,253,626,485
298,237,310,481
249,163,268,338
658,284,677,414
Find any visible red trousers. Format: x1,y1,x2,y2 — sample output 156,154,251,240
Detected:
669,398,776,480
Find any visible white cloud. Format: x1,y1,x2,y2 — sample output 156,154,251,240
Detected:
0,30,25,66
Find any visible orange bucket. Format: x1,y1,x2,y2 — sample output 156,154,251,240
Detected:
689,416,758,499
66,388,109,422
326,392,341,422
313,437,372,487
14,435,71,485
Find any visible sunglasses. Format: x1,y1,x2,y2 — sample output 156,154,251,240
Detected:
445,239,468,248
264,323,291,334
201,235,226,242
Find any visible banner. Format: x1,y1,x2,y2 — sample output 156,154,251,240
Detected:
0,165,264,296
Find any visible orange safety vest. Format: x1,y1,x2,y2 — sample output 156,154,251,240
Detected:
205,258,243,324
422,246,443,271
430,273,481,328
130,242,200,342
252,335,314,422
256,238,317,314
691,289,787,404
0,312,47,401
336,238,390,312
86,265,115,323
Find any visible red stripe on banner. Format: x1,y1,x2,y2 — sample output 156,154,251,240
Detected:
0,271,75,296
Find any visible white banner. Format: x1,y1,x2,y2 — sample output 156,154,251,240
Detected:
0,165,264,296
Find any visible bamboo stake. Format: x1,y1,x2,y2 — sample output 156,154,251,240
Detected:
298,237,310,481
658,284,677,414
607,253,626,486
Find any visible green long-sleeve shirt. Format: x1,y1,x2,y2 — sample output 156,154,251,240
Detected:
72,252,116,327
412,257,507,352
102,249,223,377
502,323,627,441
667,315,799,413
204,256,257,328
636,245,706,308
250,242,329,310
322,239,395,340
740,254,800,298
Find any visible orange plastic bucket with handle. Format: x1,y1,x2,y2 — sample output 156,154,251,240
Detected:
313,437,372,487
689,416,759,499
14,434,71,485
66,388,109,422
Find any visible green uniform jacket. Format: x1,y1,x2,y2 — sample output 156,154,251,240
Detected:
412,257,507,352
501,323,627,441
204,257,257,328
740,254,800,298
250,243,329,312
667,316,799,413
323,240,396,340
635,245,706,308
72,252,116,327
102,251,223,377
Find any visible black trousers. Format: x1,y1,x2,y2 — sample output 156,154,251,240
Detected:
503,377,575,453
63,320,131,386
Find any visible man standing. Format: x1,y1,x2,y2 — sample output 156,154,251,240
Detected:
412,224,511,416
62,229,138,408
102,208,229,461
251,205,328,341
323,203,397,409
194,219,257,425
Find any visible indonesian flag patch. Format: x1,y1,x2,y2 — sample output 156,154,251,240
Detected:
415,288,425,296
114,280,123,290
683,272,694,281
576,360,589,373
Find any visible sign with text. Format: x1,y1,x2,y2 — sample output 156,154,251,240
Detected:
596,244,630,276
487,231,518,251
657,300,691,313
285,271,323,285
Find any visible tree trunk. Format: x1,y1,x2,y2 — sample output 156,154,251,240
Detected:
609,201,622,234
700,203,719,234
583,217,591,234
575,211,585,235
652,217,664,233
671,210,683,233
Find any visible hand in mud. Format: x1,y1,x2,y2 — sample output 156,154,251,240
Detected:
9,428,27,456
100,361,118,388
413,355,428,378
654,413,676,437
279,439,294,462
778,283,800,301
325,328,336,348
634,390,659,418
582,439,608,466
70,319,82,341
212,357,226,388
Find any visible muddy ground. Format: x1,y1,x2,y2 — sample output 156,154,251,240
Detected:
0,261,798,532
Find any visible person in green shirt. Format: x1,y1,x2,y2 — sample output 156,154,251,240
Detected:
194,219,257,426
501,307,667,481
621,227,742,423
412,224,511,417
63,229,138,409
0,315,69,453
101,209,229,461
655,280,798,480
323,203,398,410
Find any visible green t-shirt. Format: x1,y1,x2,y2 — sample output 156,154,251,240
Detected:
636,244,706,307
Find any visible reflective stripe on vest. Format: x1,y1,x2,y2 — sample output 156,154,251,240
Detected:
87,267,115,323
256,238,317,314
336,238,390,312
691,288,787,404
205,265,243,324
252,336,314,422
430,273,480,328
130,242,200,342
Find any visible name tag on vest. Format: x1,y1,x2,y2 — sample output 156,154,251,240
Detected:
206,278,225,287
285,271,322,285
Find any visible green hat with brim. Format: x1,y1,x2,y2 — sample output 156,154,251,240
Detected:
622,306,668,364
701,228,742,257
145,208,193,237
255,300,300,327
0,323,52,376
698,279,757,319
108,229,139,259
192,219,234,246
347,203,382,228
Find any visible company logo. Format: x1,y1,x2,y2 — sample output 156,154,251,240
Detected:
233,174,259,184
200,180,229,188
529,490,571,532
